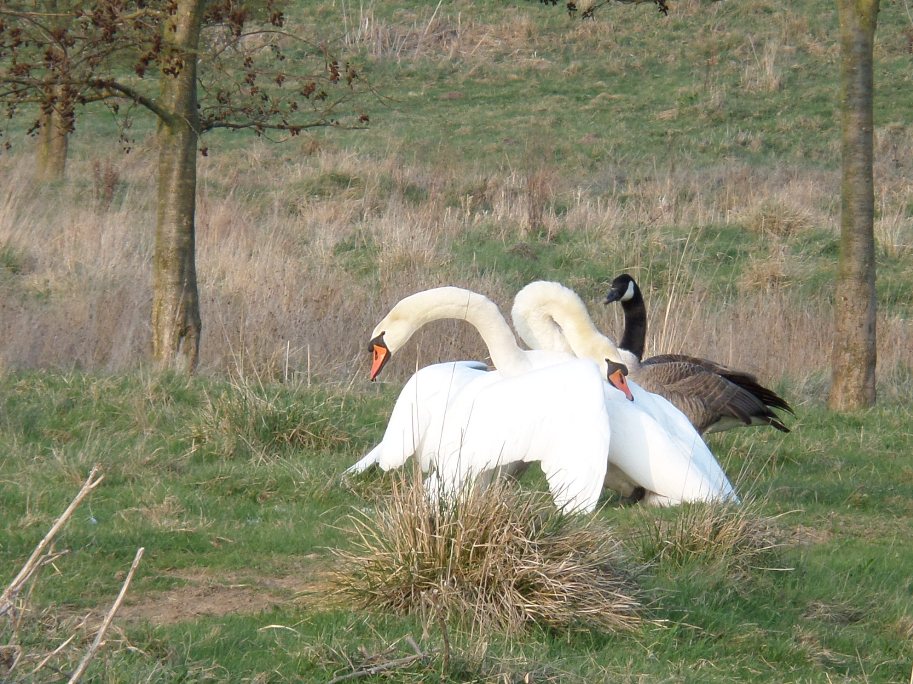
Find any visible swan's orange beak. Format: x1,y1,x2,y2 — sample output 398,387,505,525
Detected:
606,361,634,401
369,335,390,381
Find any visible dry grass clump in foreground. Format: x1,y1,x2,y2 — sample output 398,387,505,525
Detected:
331,470,644,635
628,494,788,576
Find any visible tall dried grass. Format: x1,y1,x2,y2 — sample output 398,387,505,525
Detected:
741,38,784,93
875,186,913,258
2,142,911,394
331,468,643,635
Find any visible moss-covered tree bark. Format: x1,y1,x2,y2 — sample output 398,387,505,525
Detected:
829,0,879,411
151,0,203,372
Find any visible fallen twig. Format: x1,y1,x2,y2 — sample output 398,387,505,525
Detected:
325,652,428,684
30,634,77,676
0,465,105,619
67,546,144,684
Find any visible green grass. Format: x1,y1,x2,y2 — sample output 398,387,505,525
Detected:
2,0,913,680
1,372,912,681
9,0,910,179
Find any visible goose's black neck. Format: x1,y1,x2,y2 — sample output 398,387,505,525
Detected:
619,284,647,361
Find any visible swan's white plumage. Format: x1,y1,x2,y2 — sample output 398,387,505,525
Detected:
423,359,612,513
344,361,487,475
351,286,617,513
511,280,738,505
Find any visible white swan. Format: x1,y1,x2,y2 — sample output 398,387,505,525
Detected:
357,286,627,513
511,280,738,506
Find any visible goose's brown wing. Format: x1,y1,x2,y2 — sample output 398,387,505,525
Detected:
644,354,794,416
632,360,791,434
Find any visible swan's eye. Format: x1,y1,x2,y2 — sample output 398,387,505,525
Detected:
367,331,385,353
605,360,629,376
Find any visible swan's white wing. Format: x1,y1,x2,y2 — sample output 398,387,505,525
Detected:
345,442,383,475
346,362,487,475
433,360,611,514
625,382,737,502
604,391,735,504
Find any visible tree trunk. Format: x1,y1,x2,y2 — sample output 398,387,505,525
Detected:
36,0,70,182
829,0,879,411
151,0,203,372
35,101,70,181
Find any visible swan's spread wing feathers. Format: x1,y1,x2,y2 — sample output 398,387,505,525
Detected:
345,443,383,475
436,360,611,513
605,391,736,505
362,362,487,473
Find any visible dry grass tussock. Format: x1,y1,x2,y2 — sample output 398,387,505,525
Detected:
339,5,543,65
331,469,644,635
186,375,350,462
627,492,789,576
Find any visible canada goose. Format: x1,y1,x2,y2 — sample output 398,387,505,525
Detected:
603,273,793,434
511,280,739,505
362,286,620,513
354,286,736,508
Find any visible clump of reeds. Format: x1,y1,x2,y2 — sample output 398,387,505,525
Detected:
332,469,643,634
740,198,812,239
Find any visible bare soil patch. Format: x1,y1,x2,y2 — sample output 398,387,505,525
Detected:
115,558,334,626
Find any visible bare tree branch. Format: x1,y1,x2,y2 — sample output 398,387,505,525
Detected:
0,465,105,620
67,547,145,684
87,78,175,123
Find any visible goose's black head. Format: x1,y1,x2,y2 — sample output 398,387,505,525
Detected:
604,273,639,305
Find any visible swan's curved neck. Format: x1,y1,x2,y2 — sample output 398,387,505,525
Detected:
512,282,632,367
375,287,532,374
619,284,646,360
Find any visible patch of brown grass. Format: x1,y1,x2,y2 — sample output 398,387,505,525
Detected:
738,242,792,292
331,470,644,635
740,38,785,93
739,198,813,239
116,566,318,626
627,495,788,576
875,186,913,257
2,145,911,395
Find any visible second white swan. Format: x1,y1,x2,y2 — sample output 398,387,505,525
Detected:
511,280,738,506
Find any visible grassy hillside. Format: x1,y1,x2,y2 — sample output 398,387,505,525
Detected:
1,0,911,383
1,0,912,681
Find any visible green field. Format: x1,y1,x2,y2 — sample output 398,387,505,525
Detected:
1,0,913,681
